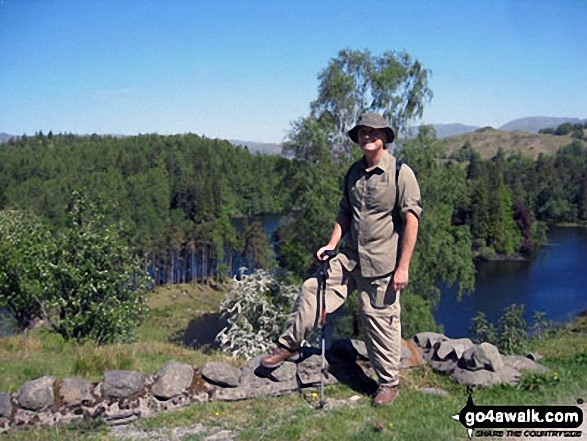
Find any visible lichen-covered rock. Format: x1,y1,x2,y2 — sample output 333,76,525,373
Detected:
59,379,94,407
202,362,240,388
102,371,145,399
151,361,194,399
0,393,12,418
17,376,56,411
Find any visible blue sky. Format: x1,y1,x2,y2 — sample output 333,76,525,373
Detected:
1,0,585,143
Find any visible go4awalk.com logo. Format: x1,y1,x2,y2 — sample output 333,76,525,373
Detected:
451,392,584,438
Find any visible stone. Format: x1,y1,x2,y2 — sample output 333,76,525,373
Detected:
473,342,504,372
496,365,522,386
297,354,331,386
271,362,296,382
151,361,194,399
451,367,501,388
0,393,12,418
59,379,93,407
412,332,448,349
435,338,474,361
460,346,481,370
429,359,458,375
102,371,145,399
401,339,425,368
502,355,549,374
17,376,56,411
202,362,240,388
212,356,298,402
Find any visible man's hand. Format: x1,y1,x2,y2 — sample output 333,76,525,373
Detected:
316,245,336,261
393,267,409,292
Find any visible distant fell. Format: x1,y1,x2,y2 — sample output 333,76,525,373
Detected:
430,123,481,139
228,140,282,155
443,128,586,160
0,132,16,143
498,116,583,133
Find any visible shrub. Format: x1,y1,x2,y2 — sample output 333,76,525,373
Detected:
470,304,554,354
47,194,153,343
0,193,153,344
215,269,299,358
0,209,56,330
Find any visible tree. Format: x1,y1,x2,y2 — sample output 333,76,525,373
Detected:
48,193,153,343
284,48,433,162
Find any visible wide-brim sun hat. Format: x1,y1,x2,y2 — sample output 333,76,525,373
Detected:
348,113,395,144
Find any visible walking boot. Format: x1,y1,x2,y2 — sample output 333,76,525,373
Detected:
260,346,300,368
372,384,399,407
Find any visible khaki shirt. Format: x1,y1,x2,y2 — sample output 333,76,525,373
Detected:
338,150,422,277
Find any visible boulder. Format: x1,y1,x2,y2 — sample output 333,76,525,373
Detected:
429,359,458,375
401,339,425,368
102,371,145,399
435,338,474,361
151,361,194,399
212,356,297,402
0,393,12,418
473,342,504,372
451,367,501,388
297,355,331,386
17,376,56,411
271,362,296,383
412,332,448,349
59,379,93,407
503,355,549,374
202,362,240,388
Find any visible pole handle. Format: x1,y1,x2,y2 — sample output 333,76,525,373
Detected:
319,250,336,261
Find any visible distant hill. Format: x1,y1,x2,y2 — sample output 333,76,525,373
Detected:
498,117,584,133
430,123,481,139
0,132,16,143
442,127,586,160
228,140,282,155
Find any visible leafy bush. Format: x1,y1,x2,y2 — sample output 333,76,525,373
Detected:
516,371,560,391
47,195,153,343
215,270,299,358
0,209,56,330
0,194,153,343
470,304,554,354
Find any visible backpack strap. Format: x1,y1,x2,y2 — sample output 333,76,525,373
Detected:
392,159,404,232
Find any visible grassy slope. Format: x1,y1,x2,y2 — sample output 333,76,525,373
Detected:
1,286,586,441
442,129,586,160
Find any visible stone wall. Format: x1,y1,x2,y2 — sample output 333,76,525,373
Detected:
0,335,548,433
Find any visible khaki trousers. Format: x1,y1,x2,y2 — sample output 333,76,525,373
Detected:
278,254,401,386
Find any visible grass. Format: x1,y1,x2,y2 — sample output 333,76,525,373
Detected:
0,283,233,392
1,283,585,440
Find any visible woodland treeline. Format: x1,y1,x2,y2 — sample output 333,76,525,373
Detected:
2,49,587,338
0,132,298,284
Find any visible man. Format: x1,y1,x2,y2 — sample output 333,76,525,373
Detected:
261,113,422,406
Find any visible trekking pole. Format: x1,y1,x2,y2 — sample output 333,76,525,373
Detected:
317,250,336,410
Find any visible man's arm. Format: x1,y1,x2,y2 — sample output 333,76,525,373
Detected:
316,212,350,260
393,211,419,291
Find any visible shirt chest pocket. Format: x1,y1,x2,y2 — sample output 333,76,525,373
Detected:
364,179,394,211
